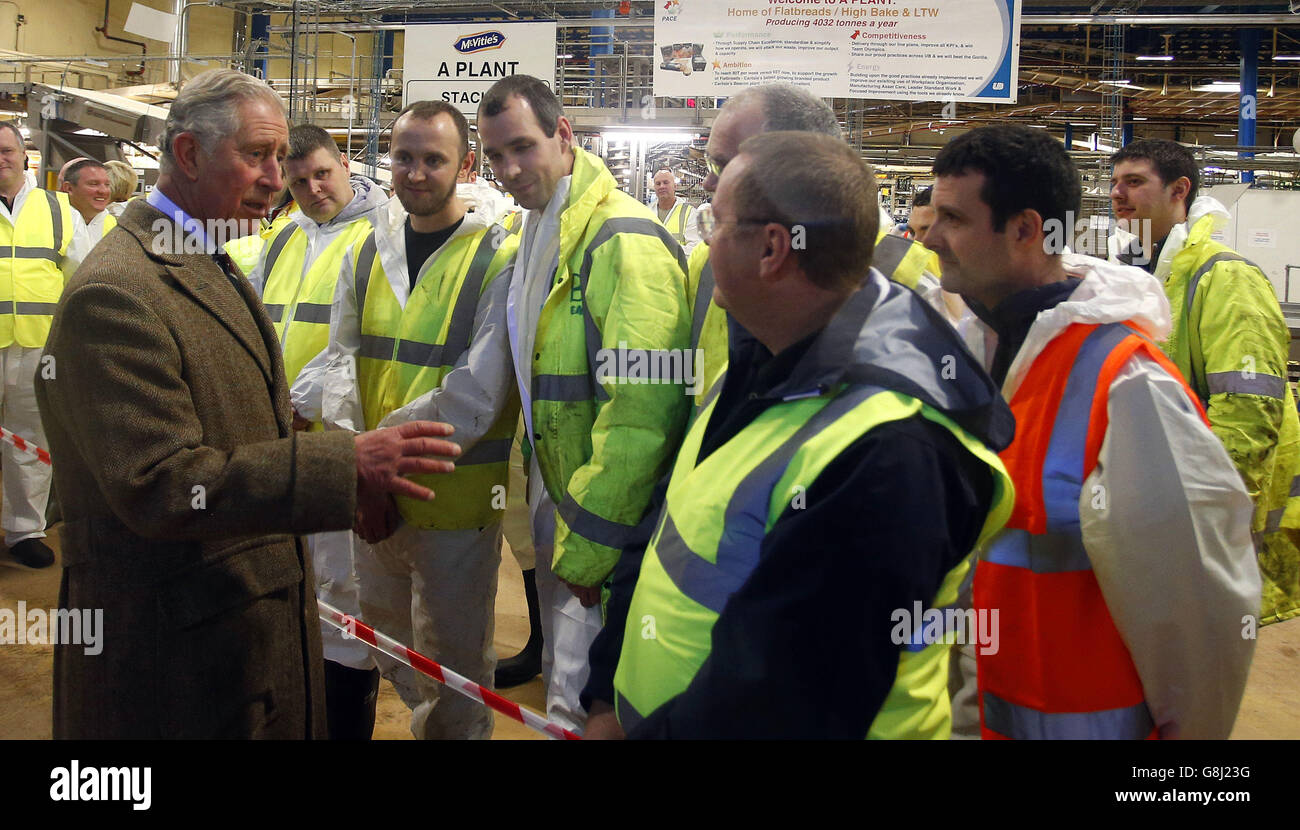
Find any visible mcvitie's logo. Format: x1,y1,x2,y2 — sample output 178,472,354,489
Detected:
454,31,506,53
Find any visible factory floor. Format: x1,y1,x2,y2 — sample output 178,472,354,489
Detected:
1,526,1296,740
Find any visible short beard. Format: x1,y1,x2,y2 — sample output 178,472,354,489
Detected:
398,175,457,219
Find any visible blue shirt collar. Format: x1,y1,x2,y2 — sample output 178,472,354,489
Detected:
147,188,218,255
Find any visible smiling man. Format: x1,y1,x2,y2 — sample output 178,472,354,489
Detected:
37,69,461,739
58,158,114,238
320,99,521,740
0,123,92,570
1108,139,1300,625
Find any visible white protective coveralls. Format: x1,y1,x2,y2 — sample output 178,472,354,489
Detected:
250,175,388,671
321,186,516,740
949,254,1261,738
2,177,93,547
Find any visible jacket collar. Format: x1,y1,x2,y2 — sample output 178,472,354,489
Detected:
556,147,617,272
116,199,278,389
753,269,1014,450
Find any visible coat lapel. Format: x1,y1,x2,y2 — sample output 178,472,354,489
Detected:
116,200,280,395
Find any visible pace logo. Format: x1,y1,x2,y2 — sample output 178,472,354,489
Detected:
453,30,506,53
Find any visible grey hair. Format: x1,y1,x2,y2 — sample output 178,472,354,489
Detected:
160,69,284,174
728,84,842,139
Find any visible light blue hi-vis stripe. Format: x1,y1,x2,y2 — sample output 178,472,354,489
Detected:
983,689,1154,740
1040,323,1133,534
654,385,882,615
983,528,1092,574
1206,371,1286,399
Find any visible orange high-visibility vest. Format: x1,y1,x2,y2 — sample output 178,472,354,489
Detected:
975,321,1207,740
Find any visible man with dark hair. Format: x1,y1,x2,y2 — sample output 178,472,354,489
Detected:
908,186,935,244
321,96,521,740
477,74,692,733
58,158,113,238
1109,138,1300,624
602,131,1015,739
930,125,1258,739
0,120,92,570
244,122,389,739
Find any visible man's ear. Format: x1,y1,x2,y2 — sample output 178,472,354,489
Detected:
171,132,204,182
460,148,476,180
556,116,574,154
1011,208,1046,248
59,181,72,193
758,222,795,282
1169,175,1192,206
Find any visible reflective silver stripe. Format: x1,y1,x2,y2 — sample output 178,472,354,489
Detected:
442,225,514,363
358,334,395,360
699,369,726,409
583,302,610,403
355,233,378,322
1290,474,1300,498
983,527,1092,574
15,302,57,315
1265,506,1286,534
691,258,714,351
575,217,690,404
455,438,512,467
615,691,644,732
873,233,912,279
293,302,331,324
12,246,60,263
982,689,1154,740
264,303,286,322
533,373,592,403
0,301,11,313
393,339,450,369
262,222,299,278
557,493,644,550
45,190,63,254
1205,371,1286,400
657,384,879,614
1185,251,1257,316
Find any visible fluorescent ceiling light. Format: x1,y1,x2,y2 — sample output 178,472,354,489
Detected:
1069,122,1093,126
1213,133,1236,137
1136,55,1174,61
1272,55,1300,61
1131,116,1148,121
1193,82,1241,93
1100,79,1133,85
601,131,699,143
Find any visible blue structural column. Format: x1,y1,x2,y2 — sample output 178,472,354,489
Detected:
1240,28,1260,185
251,14,269,79
1064,123,1073,149
1122,119,1134,147
590,8,613,106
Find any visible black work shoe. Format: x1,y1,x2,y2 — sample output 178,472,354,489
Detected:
495,639,542,689
496,567,543,688
9,539,54,569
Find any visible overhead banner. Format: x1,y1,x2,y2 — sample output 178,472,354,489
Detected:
654,0,1020,104
403,22,557,114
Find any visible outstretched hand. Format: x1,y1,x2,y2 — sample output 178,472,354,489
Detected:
355,420,460,504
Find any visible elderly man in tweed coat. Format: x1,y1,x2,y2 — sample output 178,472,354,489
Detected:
36,69,459,739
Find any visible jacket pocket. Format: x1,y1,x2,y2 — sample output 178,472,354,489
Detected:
155,539,308,738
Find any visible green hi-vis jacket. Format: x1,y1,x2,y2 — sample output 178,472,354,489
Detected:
529,147,693,587
1158,212,1300,624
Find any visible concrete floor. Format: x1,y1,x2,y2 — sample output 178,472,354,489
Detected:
2,526,1296,740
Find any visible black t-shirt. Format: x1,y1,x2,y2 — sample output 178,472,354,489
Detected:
404,217,464,291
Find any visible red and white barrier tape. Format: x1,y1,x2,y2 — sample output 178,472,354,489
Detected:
14,435,571,739
318,599,581,741
0,426,51,465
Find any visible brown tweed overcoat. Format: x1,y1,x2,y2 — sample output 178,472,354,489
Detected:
36,199,357,739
